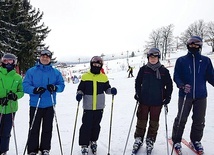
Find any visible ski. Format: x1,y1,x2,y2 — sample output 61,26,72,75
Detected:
181,139,204,155
168,138,182,155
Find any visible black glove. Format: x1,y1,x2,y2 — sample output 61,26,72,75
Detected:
47,84,57,93
7,91,18,101
0,97,9,106
33,87,46,95
76,93,83,102
183,84,191,94
134,94,140,101
111,87,117,95
162,97,171,105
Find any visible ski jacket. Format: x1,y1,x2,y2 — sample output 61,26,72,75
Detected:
135,65,173,106
23,63,65,108
174,51,214,99
77,71,112,110
0,67,24,114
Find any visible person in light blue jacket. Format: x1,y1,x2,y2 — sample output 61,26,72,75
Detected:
23,50,65,155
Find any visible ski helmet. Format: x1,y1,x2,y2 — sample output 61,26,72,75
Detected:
147,48,161,58
90,56,103,74
90,56,103,67
1,53,17,65
187,36,203,47
40,49,52,58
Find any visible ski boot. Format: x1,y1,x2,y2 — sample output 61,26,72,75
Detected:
0,153,7,155
146,137,154,155
41,150,50,155
90,141,97,154
28,152,37,155
174,142,182,155
81,145,89,155
131,137,143,155
190,141,204,155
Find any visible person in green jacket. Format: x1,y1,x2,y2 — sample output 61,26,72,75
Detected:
0,53,24,154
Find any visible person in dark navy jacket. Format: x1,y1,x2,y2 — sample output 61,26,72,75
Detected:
171,36,214,154
132,48,173,154
23,50,65,155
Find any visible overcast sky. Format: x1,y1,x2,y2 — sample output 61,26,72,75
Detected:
30,0,214,61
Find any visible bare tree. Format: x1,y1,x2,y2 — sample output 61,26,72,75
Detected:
205,21,214,52
160,24,174,60
180,20,206,48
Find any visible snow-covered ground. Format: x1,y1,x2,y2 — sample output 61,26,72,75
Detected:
8,48,214,155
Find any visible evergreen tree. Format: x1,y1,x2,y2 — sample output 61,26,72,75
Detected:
0,0,50,73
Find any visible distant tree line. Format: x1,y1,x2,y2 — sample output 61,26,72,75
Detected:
0,0,50,73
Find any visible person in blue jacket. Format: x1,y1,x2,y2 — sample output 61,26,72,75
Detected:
23,50,65,155
171,36,214,154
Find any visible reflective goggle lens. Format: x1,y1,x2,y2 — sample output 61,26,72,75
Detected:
187,38,202,46
41,50,52,57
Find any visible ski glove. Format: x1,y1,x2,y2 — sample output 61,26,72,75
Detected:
134,94,140,101
47,84,57,93
183,84,191,94
7,91,18,101
33,87,46,95
0,97,9,106
111,87,117,95
76,93,83,102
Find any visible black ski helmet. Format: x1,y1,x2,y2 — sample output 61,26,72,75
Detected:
1,53,17,65
147,48,161,58
187,36,203,48
90,56,103,67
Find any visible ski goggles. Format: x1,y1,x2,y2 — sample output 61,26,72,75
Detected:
187,38,202,46
91,56,103,65
147,48,160,57
2,58,15,64
40,50,52,58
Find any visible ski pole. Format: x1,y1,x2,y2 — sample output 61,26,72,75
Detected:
70,101,80,155
0,105,5,124
107,95,115,155
170,94,187,155
50,93,64,155
23,96,41,155
123,101,139,155
164,104,169,155
9,101,18,155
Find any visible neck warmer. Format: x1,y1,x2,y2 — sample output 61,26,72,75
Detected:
146,61,162,79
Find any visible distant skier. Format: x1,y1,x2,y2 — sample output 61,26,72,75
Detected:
171,36,214,154
75,56,117,155
127,65,134,78
132,48,173,155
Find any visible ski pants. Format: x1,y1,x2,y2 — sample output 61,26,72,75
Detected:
134,104,162,142
0,113,14,153
79,109,103,146
27,106,54,154
172,97,206,143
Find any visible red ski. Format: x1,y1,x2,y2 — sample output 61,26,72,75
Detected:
168,138,182,155
181,139,204,155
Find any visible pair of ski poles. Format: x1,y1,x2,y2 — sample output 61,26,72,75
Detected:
70,95,115,155
22,93,63,155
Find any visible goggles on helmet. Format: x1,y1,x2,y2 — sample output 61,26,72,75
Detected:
187,37,203,46
2,58,15,64
40,50,52,58
91,56,103,65
147,48,160,58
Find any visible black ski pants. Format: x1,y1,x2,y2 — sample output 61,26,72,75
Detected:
0,113,14,153
27,106,54,154
172,97,206,143
79,109,103,146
